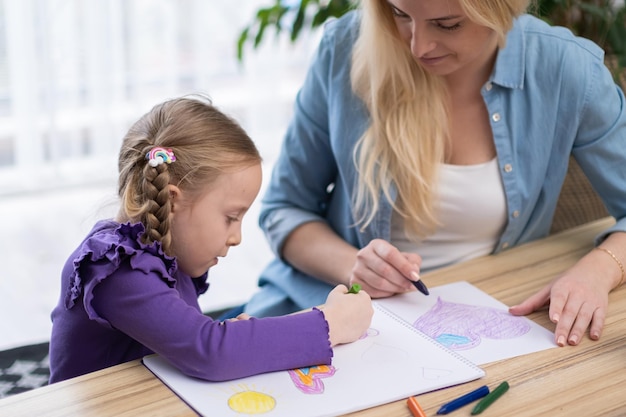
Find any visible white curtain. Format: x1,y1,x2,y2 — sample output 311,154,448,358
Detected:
0,0,323,349
0,0,321,194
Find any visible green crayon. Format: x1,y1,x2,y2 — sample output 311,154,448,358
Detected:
471,381,509,415
348,284,361,294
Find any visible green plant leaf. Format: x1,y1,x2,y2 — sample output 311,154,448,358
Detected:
312,7,329,27
291,0,308,42
237,0,357,61
237,0,626,74
236,27,250,61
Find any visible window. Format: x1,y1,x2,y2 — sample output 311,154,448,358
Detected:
0,0,324,348
0,0,321,194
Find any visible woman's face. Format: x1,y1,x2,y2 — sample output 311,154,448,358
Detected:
386,0,499,78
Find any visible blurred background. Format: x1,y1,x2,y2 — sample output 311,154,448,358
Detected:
0,0,322,351
4,0,623,353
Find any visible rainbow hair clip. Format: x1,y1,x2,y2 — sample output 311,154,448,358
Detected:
146,147,176,167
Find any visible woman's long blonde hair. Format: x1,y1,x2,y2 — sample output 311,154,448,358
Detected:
117,95,261,254
351,0,530,237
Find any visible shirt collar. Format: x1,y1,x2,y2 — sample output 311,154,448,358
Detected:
490,16,526,90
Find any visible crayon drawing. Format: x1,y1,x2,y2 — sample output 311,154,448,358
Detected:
412,297,531,350
143,297,486,417
288,365,336,394
226,384,276,414
374,281,556,365
360,328,380,339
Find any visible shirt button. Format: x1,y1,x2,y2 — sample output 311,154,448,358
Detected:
485,82,493,91
512,210,520,218
502,242,510,249
504,164,513,173
492,113,501,122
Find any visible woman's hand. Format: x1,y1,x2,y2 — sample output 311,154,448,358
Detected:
322,284,373,346
349,239,422,298
509,247,619,346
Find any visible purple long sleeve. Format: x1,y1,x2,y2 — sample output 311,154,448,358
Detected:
49,221,332,383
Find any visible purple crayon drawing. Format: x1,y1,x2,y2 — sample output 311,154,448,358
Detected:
288,365,336,394
413,297,531,350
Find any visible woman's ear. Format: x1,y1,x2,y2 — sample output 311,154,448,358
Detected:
168,184,183,213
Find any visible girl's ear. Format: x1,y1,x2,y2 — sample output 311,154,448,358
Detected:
168,184,183,213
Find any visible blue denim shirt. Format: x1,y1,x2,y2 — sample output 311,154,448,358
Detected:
245,12,626,317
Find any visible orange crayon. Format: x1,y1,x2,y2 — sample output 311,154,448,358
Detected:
407,397,428,417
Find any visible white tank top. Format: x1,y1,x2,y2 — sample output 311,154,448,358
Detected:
390,158,507,271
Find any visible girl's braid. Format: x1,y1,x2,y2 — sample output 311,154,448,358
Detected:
141,161,172,252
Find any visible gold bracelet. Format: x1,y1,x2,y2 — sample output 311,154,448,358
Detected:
595,247,625,288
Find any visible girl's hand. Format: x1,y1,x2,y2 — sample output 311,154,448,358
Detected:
349,239,422,298
322,284,373,346
221,313,252,324
509,250,614,346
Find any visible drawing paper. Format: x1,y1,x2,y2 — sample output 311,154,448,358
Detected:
143,302,484,417
143,282,555,416
376,281,557,365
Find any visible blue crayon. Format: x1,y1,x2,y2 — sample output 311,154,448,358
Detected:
437,385,490,415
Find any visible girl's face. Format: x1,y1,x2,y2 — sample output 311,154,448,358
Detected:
169,163,262,277
386,0,499,78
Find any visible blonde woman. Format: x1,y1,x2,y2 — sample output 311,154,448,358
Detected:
243,0,626,349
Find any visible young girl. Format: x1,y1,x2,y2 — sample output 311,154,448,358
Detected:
49,95,373,383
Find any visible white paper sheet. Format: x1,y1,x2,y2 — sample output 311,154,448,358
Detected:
375,281,557,365
143,302,484,417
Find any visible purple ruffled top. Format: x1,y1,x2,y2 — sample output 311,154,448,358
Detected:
49,220,332,383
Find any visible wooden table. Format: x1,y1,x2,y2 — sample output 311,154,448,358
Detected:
1,217,624,417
